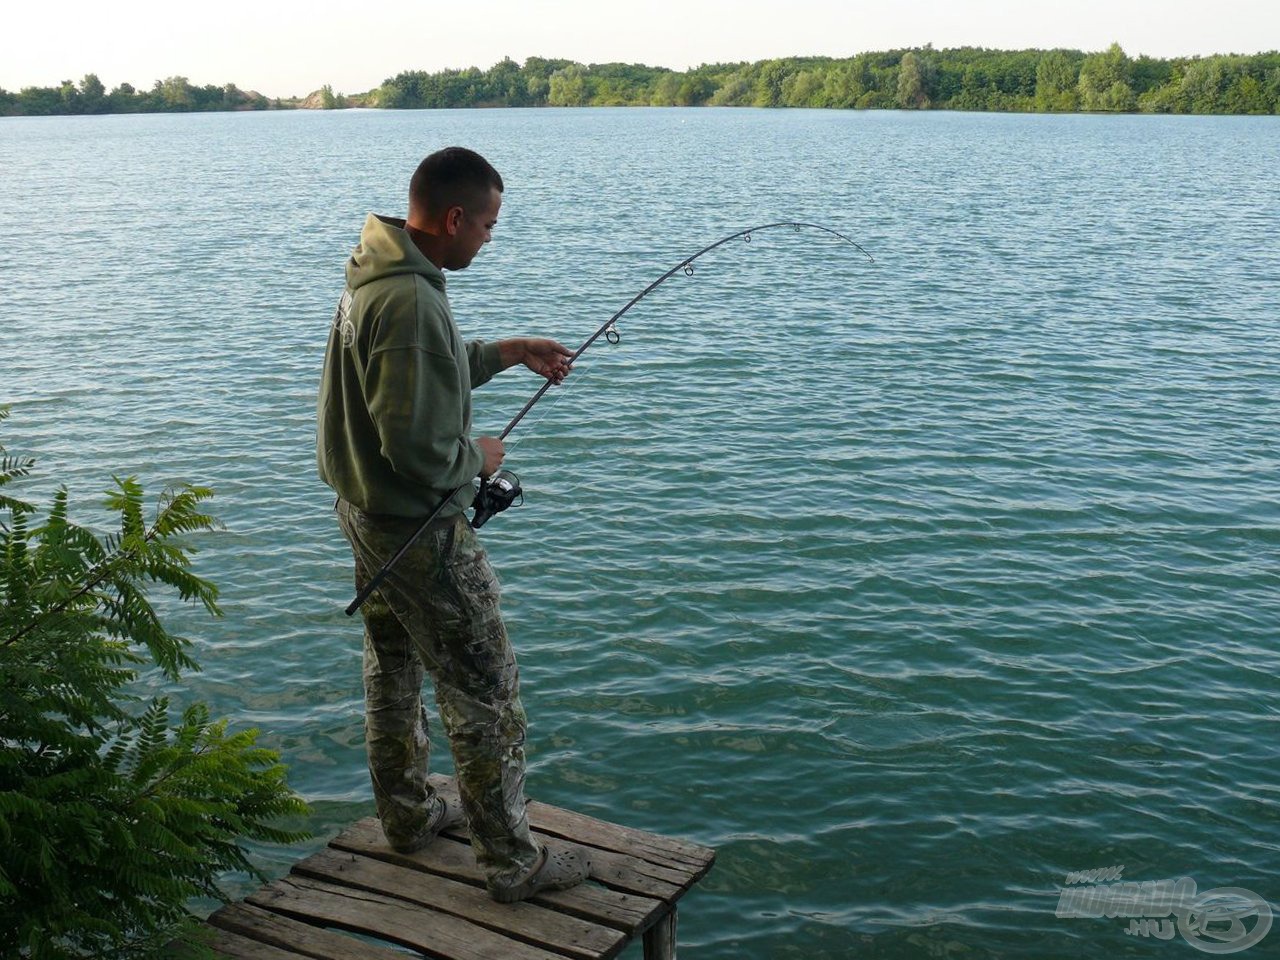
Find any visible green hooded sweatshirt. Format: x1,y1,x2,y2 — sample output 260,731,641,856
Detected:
316,214,502,519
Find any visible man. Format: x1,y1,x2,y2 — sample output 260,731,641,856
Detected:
316,146,590,903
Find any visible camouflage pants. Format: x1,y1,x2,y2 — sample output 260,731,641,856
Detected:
335,500,541,883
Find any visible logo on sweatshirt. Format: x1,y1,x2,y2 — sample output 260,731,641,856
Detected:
332,289,355,348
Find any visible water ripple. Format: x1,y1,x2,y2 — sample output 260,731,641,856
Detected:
3,108,1279,960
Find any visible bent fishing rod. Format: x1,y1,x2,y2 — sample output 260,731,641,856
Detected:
345,221,873,616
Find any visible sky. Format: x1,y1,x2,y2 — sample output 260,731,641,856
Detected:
4,0,1278,98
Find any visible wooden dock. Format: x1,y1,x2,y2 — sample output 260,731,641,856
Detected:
197,774,715,960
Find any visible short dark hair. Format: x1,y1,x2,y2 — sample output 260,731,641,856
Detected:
409,147,503,218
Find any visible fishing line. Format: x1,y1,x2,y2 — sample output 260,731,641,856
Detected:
492,363,605,502
497,360,600,458
345,221,873,616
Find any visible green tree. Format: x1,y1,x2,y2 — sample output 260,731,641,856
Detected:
650,71,680,106
753,59,792,107
1180,57,1227,112
16,86,62,116
1222,72,1269,113
982,50,1037,105
57,79,82,114
525,74,550,102
676,72,716,106
856,88,894,109
1097,79,1137,111
0,408,309,959
78,73,105,113
1138,80,1184,113
1078,42,1132,110
896,51,928,108
1129,55,1173,97
708,69,752,106
483,57,527,106
820,57,872,108
1265,66,1280,113
190,84,224,111
547,64,589,106
522,56,573,104
1035,50,1080,111
156,76,194,110
782,69,824,107
953,61,992,110
375,77,409,108
108,82,138,112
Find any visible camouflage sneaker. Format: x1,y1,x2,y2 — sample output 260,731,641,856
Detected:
388,796,467,854
487,841,592,903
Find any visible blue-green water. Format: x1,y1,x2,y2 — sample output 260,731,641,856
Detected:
3,107,1279,958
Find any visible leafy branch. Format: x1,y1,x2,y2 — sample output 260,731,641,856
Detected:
0,408,309,959
3,479,220,659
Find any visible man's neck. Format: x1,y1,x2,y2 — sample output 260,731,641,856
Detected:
405,222,447,270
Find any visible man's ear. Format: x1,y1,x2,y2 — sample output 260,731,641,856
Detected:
445,206,465,236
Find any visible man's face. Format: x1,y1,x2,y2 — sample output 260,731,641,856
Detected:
448,187,501,271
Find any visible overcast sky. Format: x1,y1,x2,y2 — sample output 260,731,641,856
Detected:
5,0,1277,98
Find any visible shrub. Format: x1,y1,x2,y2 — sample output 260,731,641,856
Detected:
0,407,309,959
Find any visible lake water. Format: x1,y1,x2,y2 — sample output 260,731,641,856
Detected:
3,106,1279,958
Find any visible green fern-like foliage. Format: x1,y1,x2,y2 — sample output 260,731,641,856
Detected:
0,407,310,959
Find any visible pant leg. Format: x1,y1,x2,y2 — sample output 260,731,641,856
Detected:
340,507,439,849
358,556,438,848
336,501,541,882
425,520,541,883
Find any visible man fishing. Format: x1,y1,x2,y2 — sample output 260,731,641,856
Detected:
316,146,591,903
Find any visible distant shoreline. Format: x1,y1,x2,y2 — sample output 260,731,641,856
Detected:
4,44,1278,117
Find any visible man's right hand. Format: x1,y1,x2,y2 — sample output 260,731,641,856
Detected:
476,436,505,477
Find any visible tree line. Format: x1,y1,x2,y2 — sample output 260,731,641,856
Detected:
5,45,1280,117
0,74,280,115
378,46,1279,113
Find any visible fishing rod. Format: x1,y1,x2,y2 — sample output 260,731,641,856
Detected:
345,221,873,616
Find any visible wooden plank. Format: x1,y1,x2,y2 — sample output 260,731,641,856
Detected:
330,821,478,884
197,925,319,960
325,816,680,901
559,842,685,901
524,801,713,878
247,874,565,960
208,902,412,960
293,846,626,960
420,776,712,892
427,775,714,873
330,819,667,935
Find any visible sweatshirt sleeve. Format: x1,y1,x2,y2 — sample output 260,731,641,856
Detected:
466,339,504,388
363,345,483,492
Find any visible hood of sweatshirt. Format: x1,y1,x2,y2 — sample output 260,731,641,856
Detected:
345,214,446,293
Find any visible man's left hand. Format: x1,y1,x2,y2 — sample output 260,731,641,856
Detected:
521,338,574,384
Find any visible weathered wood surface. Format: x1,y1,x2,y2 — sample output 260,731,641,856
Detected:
197,926,316,960
248,874,570,960
209,902,408,959
293,846,622,959
196,776,715,960
329,819,667,935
